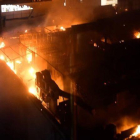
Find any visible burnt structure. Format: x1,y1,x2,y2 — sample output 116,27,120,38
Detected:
19,9,140,122
2,6,140,139
35,69,93,128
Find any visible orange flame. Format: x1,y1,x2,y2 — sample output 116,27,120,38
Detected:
29,87,37,95
0,42,5,48
0,55,5,60
16,60,21,64
29,67,36,79
6,61,16,74
60,26,65,31
132,125,140,137
134,32,140,39
26,53,32,63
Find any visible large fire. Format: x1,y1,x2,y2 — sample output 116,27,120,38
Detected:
126,125,140,140
0,42,37,96
0,41,64,105
131,125,140,138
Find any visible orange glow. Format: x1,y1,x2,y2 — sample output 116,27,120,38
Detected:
29,67,36,79
6,61,16,74
0,42,5,48
16,60,21,64
132,125,140,137
125,9,128,12
134,32,140,39
0,55,5,60
60,26,65,31
94,43,97,47
25,30,28,33
26,53,32,63
7,61,14,70
29,86,37,95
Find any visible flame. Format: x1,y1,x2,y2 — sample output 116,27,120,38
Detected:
132,125,140,137
29,67,36,79
16,60,21,64
0,42,5,48
29,86,39,99
26,53,32,63
7,61,14,70
134,32,140,39
6,61,16,74
0,55,5,60
29,86,37,95
60,26,65,31
25,30,28,33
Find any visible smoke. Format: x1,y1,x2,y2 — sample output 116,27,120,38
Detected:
114,116,138,133
42,0,97,27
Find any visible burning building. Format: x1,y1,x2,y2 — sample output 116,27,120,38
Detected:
1,0,140,139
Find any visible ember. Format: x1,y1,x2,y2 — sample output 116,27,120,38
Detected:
0,42,37,97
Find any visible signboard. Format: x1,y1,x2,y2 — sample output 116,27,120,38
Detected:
0,0,51,5
101,0,118,6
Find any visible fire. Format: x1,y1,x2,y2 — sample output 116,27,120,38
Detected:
25,30,28,33
0,42,5,48
26,53,32,63
132,125,140,137
1,46,38,99
7,61,14,70
16,60,21,64
0,55,5,60
29,86,39,99
60,26,65,31
134,32,140,39
6,61,16,74
29,67,36,79
29,86,37,96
